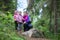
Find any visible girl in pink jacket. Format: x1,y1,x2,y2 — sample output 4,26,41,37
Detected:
17,11,23,33
14,11,23,33
14,10,19,31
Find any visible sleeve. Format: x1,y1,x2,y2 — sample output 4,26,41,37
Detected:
22,16,28,22
25,16,28,20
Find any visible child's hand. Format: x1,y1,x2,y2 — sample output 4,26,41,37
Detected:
24,22,26,24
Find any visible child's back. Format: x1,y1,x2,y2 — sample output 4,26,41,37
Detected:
18,14,23,23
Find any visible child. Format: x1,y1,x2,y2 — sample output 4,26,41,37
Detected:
14,10,19,31
17,11,23,33
23,11,33,32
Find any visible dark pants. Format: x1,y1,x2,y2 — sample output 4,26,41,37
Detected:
15,21,18,30
24,23,28,32
28,24,33,30
17,22,22,31
24,21,33,32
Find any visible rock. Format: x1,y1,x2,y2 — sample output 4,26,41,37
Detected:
31,30,44,38
22,28,35,37
22,28,44,38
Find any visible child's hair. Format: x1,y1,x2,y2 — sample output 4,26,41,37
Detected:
18,11,22,15
19,11,22,13
14,10,17,14
23,11,28,15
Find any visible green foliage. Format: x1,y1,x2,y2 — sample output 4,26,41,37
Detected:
0,0,26,40
29,0,60,40
0,0,16,11
0,0,60,40
0,31,25,40
0,11,25,40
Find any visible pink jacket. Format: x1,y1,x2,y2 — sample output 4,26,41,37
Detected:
14,11,19,21
23,15,28,22
14,11,23,22
18,14,23,22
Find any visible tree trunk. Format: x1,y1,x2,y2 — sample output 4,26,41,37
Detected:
49,0,53,32
53,0,58,34
27,0,34,10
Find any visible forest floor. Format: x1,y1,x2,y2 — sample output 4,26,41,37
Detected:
25,37,49,40
16,31,50,40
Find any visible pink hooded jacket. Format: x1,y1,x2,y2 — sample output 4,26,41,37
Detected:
14,11,19,21
14,11,23,22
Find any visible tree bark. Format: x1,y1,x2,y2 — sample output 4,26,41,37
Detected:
53,0,58,34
